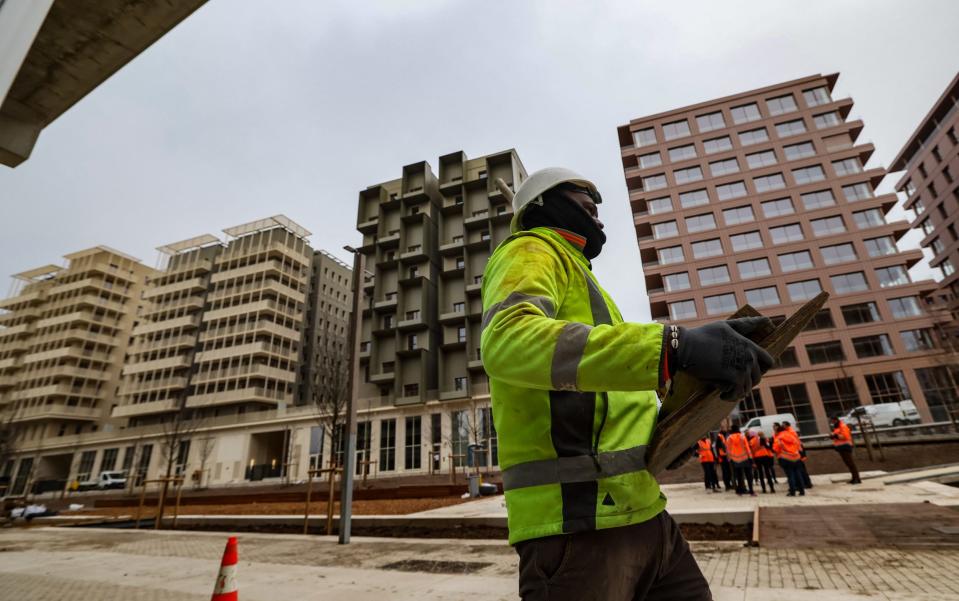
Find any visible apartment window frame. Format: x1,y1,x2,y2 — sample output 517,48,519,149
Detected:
704,292,738,316
738,127,769,146
709,157,740,177
662,119,691,141
697,265,731,286
633,127,657,147
753,173,786,193
668,144,697,162
685,213,717,233
745,286,781,308
668,300,697,320
783,141,816,161
663,272,691,292
696,111,726,133
830,272,868,295
810,215,846,237
778,250,814,273
674,165,704,185
792,164,827,185
767,94,798,116
820,242,857,265
746,150,778,169
841,302,880,326
806,340,845,364
737,258,771,280
787,279,823,302
730,102,761,124
769,223,804,245
639,152,662,168
715,181,748,201
678,188,710,208
648,196,673,215
691,238,724,259
703,135,733,154
730,231,763,252
775,119,806,137
722,205,755,226
761,197,795,218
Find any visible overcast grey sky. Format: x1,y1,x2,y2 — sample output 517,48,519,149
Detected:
1,0,958,320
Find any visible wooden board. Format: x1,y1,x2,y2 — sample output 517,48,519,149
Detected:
646,291,830,475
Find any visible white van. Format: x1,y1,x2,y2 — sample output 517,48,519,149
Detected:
841,401,920,429
742,413,799,438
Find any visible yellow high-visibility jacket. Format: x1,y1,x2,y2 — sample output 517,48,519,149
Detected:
481,227,666,544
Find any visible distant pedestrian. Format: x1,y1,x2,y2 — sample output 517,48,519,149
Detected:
830,416,862,484
697,435,721,492
715,430,733,491
782,421,813,489
726,425,755,497
773,423,805,496
749,430,776,494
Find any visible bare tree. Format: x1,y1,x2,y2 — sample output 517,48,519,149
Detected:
311,336,351,470
194,436,216,490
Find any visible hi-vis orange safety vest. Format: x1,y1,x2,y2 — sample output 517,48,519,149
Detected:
697,439,714,463
726,433,752,463
832,421,853,446
750,435,773,459
773,430,802,461
716,433,728,459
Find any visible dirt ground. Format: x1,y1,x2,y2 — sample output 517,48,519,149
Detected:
66,496,471,518
655,441,959,484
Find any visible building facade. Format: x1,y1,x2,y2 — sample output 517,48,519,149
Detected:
618,73,957,432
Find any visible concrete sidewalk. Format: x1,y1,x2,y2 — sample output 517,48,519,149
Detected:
1,527,958,600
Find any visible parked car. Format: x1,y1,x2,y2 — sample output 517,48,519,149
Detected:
841,401,920,429
78,471,127,491
742,413,799,438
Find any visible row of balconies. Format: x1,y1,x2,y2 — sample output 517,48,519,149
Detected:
211,259,307,285
8,402,101,423
120,375,189,395
191,363,297,385
198,319,301,344
0,288,48,310
194,341,297,363
123,354,192,376
21,345,112,366
185,386,291,409
142,276,207,300
132,313,202,336
215,240,311,269
9,382,102,402
202,298,302,323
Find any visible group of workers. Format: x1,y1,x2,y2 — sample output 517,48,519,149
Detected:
697,417,862,497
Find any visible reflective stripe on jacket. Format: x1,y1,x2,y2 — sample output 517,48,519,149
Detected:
481,227,665,545
697,439,714,463
773,430,802,461
832,421,853,446
726,433,751,463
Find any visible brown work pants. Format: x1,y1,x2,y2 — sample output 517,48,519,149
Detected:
835,444,861,482
515,511,712,601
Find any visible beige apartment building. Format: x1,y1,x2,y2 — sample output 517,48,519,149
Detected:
618,73,957,432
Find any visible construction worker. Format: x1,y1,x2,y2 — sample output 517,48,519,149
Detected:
782,421,814,489
697,435,720,493
714,429,733,491
481,167,773,601
830,416,861,484
773,423,804,496
725,425,755,496
749,430,775,494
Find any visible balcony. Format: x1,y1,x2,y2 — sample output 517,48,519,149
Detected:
466,282,483,296
199,320,301,344
191,364,297,385
464,212,490,229
399,247,428,263
202,299,300,323
141,296,204,318
357,216,379,234
0,322,35,339
11,383,101,401
439,239,465,255
130,334,197,354
22,346,112,365
120,376,189,395
216,240,311,268
397,345,427,357
186,386,290,409
397,316,428,331
439,390,468,401
0,289,46,310
467,357,485,372
369,370,395,384
194,341,296,363
132,313,202,336
210,260,305,284
11,403,101,422
377,232,400,249
439,310,467,324
111,398,181,418
143,276,206,299
373,297,398,312
0,374,19,388
45,365,110,381
123,355,192,376
395,394,423,406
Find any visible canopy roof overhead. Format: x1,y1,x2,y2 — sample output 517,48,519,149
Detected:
63,245,141,264
156,234,223,256
13,264,62,282
222,215,312,242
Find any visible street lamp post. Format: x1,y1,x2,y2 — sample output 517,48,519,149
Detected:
339,245,365,544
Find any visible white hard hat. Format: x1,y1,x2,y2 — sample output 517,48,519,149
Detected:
510,167,602,233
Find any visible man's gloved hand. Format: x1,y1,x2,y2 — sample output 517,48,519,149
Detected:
676,317,774,400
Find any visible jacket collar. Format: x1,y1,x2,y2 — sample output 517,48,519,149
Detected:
528,227,592,269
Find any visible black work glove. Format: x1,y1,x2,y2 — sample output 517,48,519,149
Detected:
676,317,774,401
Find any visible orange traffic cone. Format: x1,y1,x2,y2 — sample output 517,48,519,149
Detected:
211,536,239,601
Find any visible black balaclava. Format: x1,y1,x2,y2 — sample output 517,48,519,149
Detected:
522,187,607,260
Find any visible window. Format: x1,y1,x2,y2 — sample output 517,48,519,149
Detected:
662,119,691,141
407,334,419,350
698,265,731,286
841,302,880,325
730,231,763,252
753,173,786,193
803,86,832,107
703,136,733,154
792,165,826,185
669,300,697,320
831,272,868,294
77,451,97,483
679,189,709,208
716,181,747,201
746,150,777,169
818,378,859,418
722,205,755,225
709,158,740,177
876,265,909,288
865,372,911,405
674,166,703,185
941,259,956,277
705,293,738,315
405,310,420,321
685,213,717,233
739,128,769,146
900,329,935,352
787,279,822,301
664,272,691,292
931,237,945,255
430,413,442,471
903,179,917,196
653,220,679,239
404,416,422,470
810,215,846,237
455,257,465,269
451,410,470,467
457,326,467,342
888,296,921,318
100,448,118,473
668,144,697,162
404,383,419,397
633,128,657,147
774,347,800,369
920,218,934,235
659,246,685,265
770,223,804,244
452,301,465,313
853,209,884,229
912,197,926,216
775,119,806,137
821,243,857,265
696,111,726,132
745,286,780,307
737,389,766,423
638,152,662,169
767,94,798,115
806,341,845,364
383,314,394,329
643,174,667,191
783,141,816,161
771,383,818,433
761,197,794,218
778,250,813,272
379,419,396,471
454,376,468,390
916,367,959,421
800,189,835,211
803,308,835,330
648,196,673,214
842,183,873,202
813,112,841,129
692,238,723,258
731,103,761,124
832,158,862,176
737,258,771,279
864,236,897,257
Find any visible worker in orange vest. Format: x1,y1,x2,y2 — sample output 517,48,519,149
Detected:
783,421,814,489
697,435,721,492
830,416,861,484
749,430,776,494
714,430,733,491
725,425,755,497
772,423,804,496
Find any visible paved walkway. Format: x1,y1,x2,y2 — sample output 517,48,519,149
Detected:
1,527,958,600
